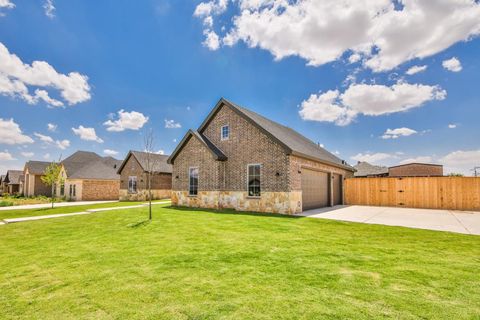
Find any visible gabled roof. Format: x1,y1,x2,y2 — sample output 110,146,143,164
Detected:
168,130,228,164
117,150,173,174
193,98,353,171
353,162,388,177
61,151,121,180
5,170,24,185
24,160,51,175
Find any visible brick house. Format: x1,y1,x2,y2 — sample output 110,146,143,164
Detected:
23,161,52,197
389,163,443,177
3,170,24,195
117,151,172,201
353,161,389,177
0,175,5,195
168,98,354,214
56,151,121,201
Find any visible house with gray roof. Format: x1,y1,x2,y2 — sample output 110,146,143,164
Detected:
3,170,24,195
57,151,122,201
168,98,355,214
23,160,53,197
117,150,172,201
353,161,389,177
0,175,5,195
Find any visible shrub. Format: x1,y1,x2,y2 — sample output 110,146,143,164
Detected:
0,200,13,207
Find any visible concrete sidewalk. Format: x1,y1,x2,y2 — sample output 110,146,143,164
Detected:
0,200,118,211
299,205,480,235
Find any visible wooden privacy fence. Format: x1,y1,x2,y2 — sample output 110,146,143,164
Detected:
344,177,480,211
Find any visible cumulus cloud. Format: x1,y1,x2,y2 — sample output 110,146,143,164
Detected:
0,0,14,15
448,124,457,129
381,127,418,139
439,150,480,175
0,42,90,106
195,0,480,72
72,125,103,143
43,0,55,18
103,149,119,156
34,132,54,144
21,151,34,158
34,132,70,149
0,118,34,145
406,65,427,75
351,152,393,164
203,30,220,50
442,57,462,72
104,109,149,132
399,156,433,164
47,123,57,132
164,119,181,129
43,153,50,159
0,151,15,161
299,82,446,126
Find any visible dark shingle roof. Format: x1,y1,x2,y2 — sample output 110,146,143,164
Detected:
167,130,228,164
24,160,51,175
353,162,388,177
6,170,24,185
195,98,353,171
132,151,172,173
62,151,120,180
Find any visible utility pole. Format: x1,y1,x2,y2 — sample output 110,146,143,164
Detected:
472,166,480,177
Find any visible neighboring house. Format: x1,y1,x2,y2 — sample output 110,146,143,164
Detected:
353,161,389,177
3,170,24,195
117,150,172,201
23,161,52,197
389,163,443,177
168,98,355,214
0,175,5,195
56,151,122,201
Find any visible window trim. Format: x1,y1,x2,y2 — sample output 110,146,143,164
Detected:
188,166,199,197
128,176,138,194
247,163,262,198
220,125,230,141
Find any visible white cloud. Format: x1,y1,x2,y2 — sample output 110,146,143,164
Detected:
0,151,15,161
43,153,50,160
72,125,103,143
381,127,418,139
203,30,220,50
156,149,165,155
43,0,55,18
348,53,361,64
0,42,90,105
442,57,462,72
0,118,34,145
198,0,480,72
103,149,118,156
47,123,57,132
448,124,457,129
399,156,433,164
34,132,70,149
164,119,181,129
21,151,34,158
300,82,446,126
0,0,14,15
104,109,149,132
439,150,480,175
406,65,427,75
351,152,393,165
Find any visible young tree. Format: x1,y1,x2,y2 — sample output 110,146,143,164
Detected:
143,129,160,220
41,160,63,209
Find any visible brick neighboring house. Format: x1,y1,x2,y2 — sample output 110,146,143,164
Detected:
3,170,24,195
168,98,355,214
389,163,443,177
56,151,122,201
0,175,5,195
117,151,172,201
23,161,52,197
353,161,389,177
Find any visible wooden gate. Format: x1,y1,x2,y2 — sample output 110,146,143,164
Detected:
344,177,480,211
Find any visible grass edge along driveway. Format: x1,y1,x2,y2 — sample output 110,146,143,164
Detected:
0,205,479,319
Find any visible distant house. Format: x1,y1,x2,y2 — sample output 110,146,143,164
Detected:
389,163,443,177
3,170,24,195
56,151,122,201
117,151,172,201
353,161,389,177
23,161,52,197
0,175,5,195
168,98,354,214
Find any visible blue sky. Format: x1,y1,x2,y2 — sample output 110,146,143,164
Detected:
0,0,479,175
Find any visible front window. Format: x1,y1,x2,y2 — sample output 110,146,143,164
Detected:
128,176,137,193
60,184,65,196
221,125,229,140
248,164,261,197
69,184,76,197
189,167,199,196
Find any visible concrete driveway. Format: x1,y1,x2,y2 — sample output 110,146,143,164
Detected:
299,205,480,235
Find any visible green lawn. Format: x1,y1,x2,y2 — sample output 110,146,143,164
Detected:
0,205,479,319
0,200,169,220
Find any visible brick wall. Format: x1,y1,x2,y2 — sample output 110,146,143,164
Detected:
120,155,172,191
389,164,443,177
81,180,120,200
34,175,52,196
201,105,289,192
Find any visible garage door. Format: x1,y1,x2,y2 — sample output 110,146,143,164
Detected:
332,173,343,206
301,169,329,210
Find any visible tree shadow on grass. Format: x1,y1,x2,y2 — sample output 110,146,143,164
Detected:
164,205,304,220
127,219,152,228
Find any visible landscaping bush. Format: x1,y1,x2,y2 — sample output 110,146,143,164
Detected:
0,200,14,207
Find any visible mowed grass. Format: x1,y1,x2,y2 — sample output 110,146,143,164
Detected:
0,200,169,220
0,205,479,319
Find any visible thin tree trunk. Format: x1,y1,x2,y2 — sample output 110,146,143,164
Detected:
148,172,152,220
51,185,54,209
